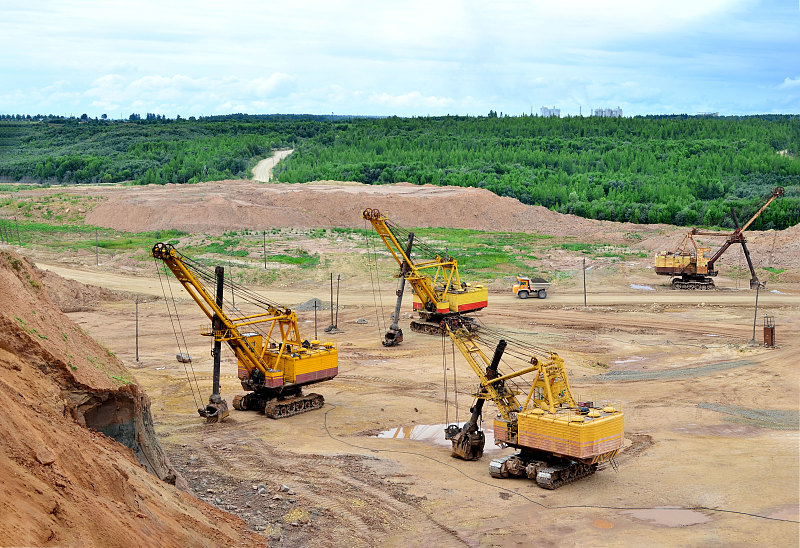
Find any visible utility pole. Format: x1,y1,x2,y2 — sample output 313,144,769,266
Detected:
583,257,587,307
14,217,21,246
95,229,99,266
335,274,341,328
263,230,266,269
314,300,318,340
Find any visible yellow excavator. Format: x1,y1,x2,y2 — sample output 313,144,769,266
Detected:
152,243,338,422
441,315,624,489
655,187,784,289
362,208,487,344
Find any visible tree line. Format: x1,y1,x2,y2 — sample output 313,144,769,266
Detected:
0,114,797,229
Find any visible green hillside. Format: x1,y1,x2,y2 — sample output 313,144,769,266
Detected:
1,114,797,229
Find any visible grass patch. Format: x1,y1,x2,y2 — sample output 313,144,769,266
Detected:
266,251,320,268
10,218,188,252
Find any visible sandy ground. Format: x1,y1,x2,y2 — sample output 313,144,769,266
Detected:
2,161,798,545
33,258,800,547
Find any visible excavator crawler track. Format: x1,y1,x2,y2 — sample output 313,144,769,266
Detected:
232,392,325,418
410,320,446,336
410,317,479,337
264,393,325,419
535,462,597,490
672,278,715,290
489,452,597,489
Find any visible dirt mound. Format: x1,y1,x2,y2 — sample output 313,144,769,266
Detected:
0,250,261,546
67,179,796,269
83,180,641,239
36,266,127,312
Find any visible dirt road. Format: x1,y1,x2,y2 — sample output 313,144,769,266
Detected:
252,149,294,182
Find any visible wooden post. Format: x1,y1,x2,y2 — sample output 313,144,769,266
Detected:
335,274,341,328
583,257,587,307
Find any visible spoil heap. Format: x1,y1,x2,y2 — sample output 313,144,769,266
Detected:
0,250,260,546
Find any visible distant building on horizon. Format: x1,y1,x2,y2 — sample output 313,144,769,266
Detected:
592,106,623,118
540,106,561,117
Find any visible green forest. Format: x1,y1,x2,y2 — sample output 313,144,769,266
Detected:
1,113,798,229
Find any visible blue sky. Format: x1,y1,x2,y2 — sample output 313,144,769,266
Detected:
2,0,799,117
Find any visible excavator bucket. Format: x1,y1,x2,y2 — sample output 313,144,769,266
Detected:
449,429,485,461
198,399,230,423
382,326,404,347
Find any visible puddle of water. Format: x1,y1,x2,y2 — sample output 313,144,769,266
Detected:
614,356,644,364
377,423,499,451
622,507,711,527
630,284,654,291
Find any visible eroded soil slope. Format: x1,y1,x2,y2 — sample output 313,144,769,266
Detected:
0,250,261,547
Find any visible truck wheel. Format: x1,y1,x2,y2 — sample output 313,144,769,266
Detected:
538,289,547,299
518,290,529,299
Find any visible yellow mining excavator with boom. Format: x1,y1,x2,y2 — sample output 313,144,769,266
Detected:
655,187,784,290
441,315,624,489
362,208,487,344
152,243,338,422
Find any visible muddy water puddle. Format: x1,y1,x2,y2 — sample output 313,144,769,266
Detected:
622,507,711,527
377,423,502,453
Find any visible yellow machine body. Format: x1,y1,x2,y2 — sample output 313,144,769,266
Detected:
494,407,623,464
411,284,488,314
236,333,338,388
654,247,710,276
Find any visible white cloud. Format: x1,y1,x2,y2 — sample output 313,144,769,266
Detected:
0,0,797,116
778,76,800,89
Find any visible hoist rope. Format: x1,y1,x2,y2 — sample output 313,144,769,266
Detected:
441,331,448,426
154,258,202,409
452,337,459,423
364,219,387,342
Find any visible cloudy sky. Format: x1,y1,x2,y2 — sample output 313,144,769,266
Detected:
2,0,798,118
